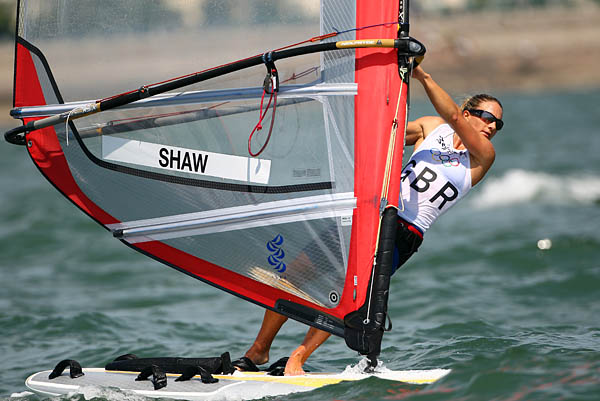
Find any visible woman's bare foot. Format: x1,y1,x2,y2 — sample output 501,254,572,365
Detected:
284,353,305,376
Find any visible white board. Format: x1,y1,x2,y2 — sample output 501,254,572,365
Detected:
26,367,451,400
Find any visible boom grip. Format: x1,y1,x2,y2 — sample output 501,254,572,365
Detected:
4,124,29,145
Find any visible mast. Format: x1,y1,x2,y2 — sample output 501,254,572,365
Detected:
343,0,416,369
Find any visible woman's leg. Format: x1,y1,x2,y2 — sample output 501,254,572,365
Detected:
244,309,288,365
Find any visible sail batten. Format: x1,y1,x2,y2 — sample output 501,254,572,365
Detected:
11,83,359,119
110,193,356,243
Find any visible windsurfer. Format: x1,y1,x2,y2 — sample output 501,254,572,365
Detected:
236,64,503,375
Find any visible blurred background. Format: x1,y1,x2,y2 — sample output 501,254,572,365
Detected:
1,1,599,400
1,0,600,118
2,0,600,120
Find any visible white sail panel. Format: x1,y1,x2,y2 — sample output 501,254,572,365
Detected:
102,136,272,184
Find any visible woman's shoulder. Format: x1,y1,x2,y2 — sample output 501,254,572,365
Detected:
407,116,449,149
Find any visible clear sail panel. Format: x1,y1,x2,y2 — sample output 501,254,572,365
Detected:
16,0,358,309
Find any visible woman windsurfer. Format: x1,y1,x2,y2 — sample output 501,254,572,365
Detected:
235,64,504,375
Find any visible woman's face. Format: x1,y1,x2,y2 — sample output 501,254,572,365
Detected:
464,101,503,140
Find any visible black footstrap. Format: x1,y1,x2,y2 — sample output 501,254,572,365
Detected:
267,366,285,376
107,354,226,374
220,352,235,375
49,359,84,379
136,365,167,390
231,356,259,372
114,353,138,361
175,365,218,384
266,357,288,376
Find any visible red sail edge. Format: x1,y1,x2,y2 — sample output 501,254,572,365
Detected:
348,1,407,311
12,0,408,337
16,41,118,225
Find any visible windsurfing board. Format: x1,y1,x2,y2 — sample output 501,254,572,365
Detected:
26,367,451,400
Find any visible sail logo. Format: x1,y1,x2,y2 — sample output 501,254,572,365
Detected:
266,234,286,273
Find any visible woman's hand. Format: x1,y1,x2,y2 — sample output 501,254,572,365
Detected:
411,64,429,83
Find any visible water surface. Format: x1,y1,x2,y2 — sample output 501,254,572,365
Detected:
1,89,599,400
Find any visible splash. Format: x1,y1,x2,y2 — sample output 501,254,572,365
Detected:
470,169,600,208
70,385,150,401
8,392,34,398
343,357,393,375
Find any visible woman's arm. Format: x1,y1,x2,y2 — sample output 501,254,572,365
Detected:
411,66,495,168
405,119,425,146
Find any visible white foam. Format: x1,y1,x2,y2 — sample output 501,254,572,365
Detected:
75,385,149,401
342,357,392,375
9,391,34,398
537,238,553,250
470,169,600,208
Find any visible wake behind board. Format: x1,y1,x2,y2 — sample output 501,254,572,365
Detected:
26,367,451,400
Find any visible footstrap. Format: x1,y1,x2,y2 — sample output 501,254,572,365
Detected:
220,352,235,375
231,356,259,372
49,359,84,379
266,357,288,376
136,365,167,390
176,365,218,384
107,353,229,374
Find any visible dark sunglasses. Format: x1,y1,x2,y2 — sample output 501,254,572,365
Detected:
467,109,504,131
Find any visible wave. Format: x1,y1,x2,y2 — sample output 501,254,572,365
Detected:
469,169,600,208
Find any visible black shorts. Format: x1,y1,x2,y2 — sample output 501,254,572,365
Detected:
392,219,423,275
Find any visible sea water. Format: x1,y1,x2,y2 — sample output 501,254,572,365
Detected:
1,89,599,400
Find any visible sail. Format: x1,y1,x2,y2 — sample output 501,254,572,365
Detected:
9,0,422,350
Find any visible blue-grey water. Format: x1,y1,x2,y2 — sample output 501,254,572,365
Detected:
1,89,599,400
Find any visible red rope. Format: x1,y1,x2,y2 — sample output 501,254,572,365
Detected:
248,78,278,157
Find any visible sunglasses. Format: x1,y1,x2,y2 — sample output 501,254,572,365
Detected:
467,109,504,131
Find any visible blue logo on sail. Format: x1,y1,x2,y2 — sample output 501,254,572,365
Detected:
267,234,286,273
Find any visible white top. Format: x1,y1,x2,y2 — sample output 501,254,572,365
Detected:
398,124,472,233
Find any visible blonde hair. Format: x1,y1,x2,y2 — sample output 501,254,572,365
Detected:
461,94,503,111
